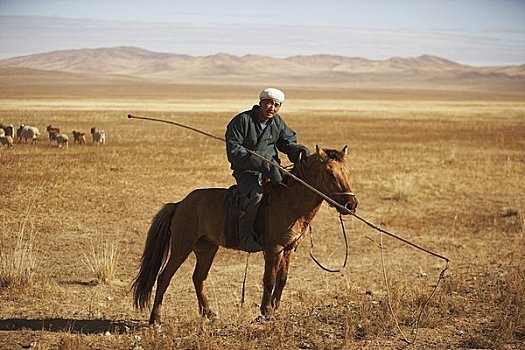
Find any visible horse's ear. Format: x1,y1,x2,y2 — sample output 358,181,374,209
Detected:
342,145,348,155
316,145,327,160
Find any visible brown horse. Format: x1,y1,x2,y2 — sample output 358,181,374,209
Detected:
132,145,358,325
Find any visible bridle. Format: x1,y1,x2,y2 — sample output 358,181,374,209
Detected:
317,161,356,206
332,191,355,196
291,156,356,205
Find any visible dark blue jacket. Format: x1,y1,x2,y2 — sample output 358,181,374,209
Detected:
225,105,305,178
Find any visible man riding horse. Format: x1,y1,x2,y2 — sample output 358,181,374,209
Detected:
132,89,357,323
225,88,310,252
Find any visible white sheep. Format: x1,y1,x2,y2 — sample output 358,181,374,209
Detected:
17,125,40,144
90,127,106,145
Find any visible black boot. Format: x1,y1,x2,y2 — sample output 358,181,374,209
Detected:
238,191,263,253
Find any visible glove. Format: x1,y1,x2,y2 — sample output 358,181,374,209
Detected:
267,165,283,184
299,145,310,160
294,145,310,163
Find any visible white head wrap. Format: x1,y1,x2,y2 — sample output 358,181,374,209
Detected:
259,88,285,104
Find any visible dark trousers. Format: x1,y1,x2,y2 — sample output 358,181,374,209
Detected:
234,172,263,252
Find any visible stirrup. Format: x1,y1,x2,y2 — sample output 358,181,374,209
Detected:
241,234,262,253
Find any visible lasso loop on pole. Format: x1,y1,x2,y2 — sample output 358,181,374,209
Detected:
379,232,449,344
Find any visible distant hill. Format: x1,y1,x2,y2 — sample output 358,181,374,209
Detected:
1,46,524,94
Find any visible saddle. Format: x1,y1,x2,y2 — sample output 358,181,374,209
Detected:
223,185,269,249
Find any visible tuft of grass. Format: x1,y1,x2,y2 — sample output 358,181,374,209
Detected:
59,334,85,350
445,147,458,165
492,267,525,346
0,222,37,288
391,173,416,201
81,238,119,284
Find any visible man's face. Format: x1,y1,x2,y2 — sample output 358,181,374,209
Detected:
258,99,282,121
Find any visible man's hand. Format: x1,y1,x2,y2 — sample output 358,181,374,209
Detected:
294,145,310,163
299,145,310,160
267,165,283,184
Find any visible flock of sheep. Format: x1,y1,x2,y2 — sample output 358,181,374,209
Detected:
0,124,106,149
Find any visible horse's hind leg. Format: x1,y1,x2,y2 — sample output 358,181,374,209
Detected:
149,248,192,325
193,242,219,318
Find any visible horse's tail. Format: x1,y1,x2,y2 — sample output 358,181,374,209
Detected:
132,202,178,310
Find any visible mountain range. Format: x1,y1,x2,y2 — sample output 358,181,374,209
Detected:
1,46,524,94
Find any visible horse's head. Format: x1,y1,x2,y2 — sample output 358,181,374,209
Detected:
308,145,358,214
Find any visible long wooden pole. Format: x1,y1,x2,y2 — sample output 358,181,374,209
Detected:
127,114,449,262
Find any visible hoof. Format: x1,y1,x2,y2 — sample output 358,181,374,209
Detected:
201,308,217,319
148,322,162,332
148,316,161,327
254,314,275,324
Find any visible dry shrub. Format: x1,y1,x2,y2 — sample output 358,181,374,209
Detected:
81,238,119,284
0,220,37,288
391,173,416,201
493,267,525,346
445,147,458,165
59,334,87,350
0,182,44,289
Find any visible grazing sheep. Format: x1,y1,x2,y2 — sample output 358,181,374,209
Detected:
90,127,106,145
0,135,14,148
48,129,58,140
72,130,86,144
56,134,69,148
49,132,69,148
17,125,40,144
46,125,61,141
6,125,15,138
1,124,14,138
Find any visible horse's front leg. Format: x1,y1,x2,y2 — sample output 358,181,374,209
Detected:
270,248,293,310
260,247,283,316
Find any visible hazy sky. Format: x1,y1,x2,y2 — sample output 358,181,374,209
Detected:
0,0,524,66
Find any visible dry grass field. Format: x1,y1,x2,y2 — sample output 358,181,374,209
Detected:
0,86,524,349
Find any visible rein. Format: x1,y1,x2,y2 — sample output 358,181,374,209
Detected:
292,160,352,273
308,214,349,273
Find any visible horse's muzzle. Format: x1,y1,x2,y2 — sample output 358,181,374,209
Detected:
331,192,358,214
344,198,358,214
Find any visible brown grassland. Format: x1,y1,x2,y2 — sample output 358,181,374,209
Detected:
0,85,524,349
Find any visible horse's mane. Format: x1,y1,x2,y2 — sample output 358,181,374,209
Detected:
322,148,346,162
287,147,346,186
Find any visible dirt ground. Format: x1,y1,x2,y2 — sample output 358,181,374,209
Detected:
0,86,524,349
